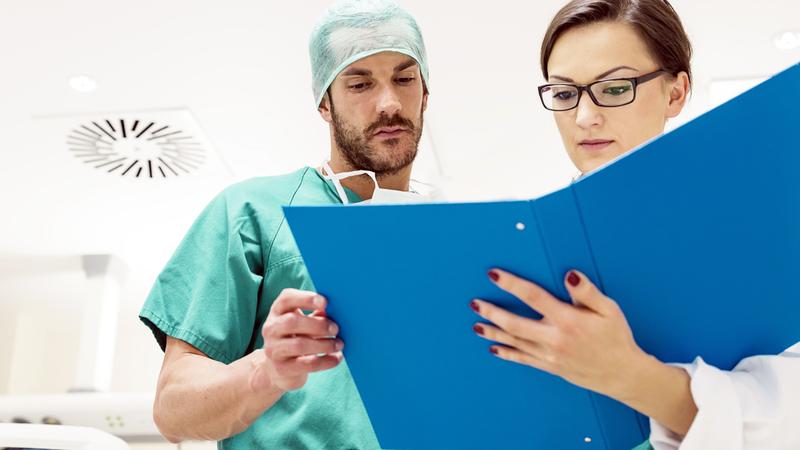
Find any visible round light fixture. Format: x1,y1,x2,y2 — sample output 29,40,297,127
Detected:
774,31,800,50
68,75,97,93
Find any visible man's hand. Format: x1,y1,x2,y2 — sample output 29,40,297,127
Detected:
155,291,343,443
250,289,344,392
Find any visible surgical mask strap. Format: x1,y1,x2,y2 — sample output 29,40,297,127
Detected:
320,160,378,205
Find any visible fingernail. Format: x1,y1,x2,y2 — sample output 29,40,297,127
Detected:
473,324,485,335
567,271,581,287
328,323,339,336
488,270,500,282
314,295,325,309
489,346,499,355
469,300,480,313
335,340,344,351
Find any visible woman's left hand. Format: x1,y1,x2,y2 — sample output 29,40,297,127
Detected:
471,268,648,399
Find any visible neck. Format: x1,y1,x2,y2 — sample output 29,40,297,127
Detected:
324,151,412,200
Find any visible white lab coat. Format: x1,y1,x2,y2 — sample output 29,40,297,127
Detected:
649,342,800,450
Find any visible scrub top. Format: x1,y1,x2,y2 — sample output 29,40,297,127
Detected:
140,166,380,449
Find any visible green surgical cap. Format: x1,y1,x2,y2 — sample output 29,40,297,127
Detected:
309,0,430,107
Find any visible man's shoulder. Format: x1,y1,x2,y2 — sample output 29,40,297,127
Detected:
224,167,313,201
214,166,319,219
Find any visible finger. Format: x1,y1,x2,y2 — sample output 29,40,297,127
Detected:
309,309,327,318
563,270,616,316
473,322,547,356
268,313,339,338
280,352,343,376
470,299,549,343
270,337,344,359
271,289,326,315
488,269,569,319
489,345,553,374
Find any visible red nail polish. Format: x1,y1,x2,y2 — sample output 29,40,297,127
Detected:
470,300,480,313
488,270,500,282
489,347,499,355
567,271,580,287
473,324,485,335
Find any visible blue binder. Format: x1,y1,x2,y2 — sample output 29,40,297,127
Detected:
283,62,800,450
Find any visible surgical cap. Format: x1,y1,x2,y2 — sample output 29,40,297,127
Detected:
309,0,430,107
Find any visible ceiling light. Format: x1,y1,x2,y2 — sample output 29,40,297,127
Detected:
68,75,97,93
774,31,800,50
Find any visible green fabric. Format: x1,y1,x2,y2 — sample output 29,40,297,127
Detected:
140,167,379,450
309,0,430,106
631,440,653,450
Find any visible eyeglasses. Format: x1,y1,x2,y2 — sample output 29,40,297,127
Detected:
537,69,670,112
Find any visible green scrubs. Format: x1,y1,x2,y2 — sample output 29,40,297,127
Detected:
140,167,380,449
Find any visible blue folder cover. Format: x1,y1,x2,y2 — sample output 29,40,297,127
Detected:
283,62,800,450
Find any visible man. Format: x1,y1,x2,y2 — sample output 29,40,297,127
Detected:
139,0,430,448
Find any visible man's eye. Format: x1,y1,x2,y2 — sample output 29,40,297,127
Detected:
396,77,415,84
349,82,371,90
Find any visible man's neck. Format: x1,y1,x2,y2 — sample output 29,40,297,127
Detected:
325,153,412,201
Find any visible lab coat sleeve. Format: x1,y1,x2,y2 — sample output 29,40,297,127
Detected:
649,342,800,450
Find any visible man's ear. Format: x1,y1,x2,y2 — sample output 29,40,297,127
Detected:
318,92,333,123
421,82,429,113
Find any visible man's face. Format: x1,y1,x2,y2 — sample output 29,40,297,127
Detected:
321,51,427,176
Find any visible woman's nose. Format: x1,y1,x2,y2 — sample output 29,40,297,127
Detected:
574,91,603,129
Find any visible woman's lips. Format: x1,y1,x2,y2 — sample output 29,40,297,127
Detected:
579,140,614,151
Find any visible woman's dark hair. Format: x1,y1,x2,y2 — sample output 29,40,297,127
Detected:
541,0,692,85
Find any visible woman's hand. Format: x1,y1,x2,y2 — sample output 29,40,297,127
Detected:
471,268,697,435
471,268,645,398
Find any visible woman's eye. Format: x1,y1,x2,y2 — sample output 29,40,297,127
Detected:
603,86,631,96
554,91,576,100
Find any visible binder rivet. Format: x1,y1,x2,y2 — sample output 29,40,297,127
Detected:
584,437,592,443
515,222,526,231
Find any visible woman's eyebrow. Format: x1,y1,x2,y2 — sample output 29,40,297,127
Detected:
594,65,638,79
550,65,639,83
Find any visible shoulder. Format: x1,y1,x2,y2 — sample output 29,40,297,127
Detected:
223,167,314,205
212,167,315,224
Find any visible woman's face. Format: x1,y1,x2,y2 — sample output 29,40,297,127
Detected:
546,21,689,174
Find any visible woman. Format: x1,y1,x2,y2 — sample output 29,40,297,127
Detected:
469,1,800,449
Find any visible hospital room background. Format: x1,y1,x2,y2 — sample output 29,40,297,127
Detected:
1,1,798,448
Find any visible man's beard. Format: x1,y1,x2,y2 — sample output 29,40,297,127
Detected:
331,104,423,176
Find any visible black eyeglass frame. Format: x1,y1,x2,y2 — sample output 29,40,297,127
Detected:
537,69,670,111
